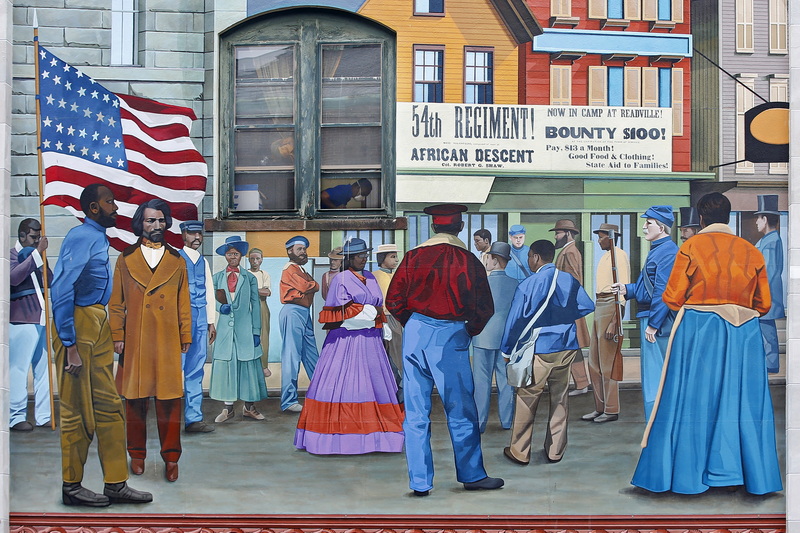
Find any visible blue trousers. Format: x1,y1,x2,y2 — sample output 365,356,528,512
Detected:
471,347,514,432
183,306,208,426
759,318,780,373
9,323,51,427
279,304,319,410
640,316,670,422
403,313,488,492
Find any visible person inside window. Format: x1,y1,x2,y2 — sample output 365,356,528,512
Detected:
320,178,373,209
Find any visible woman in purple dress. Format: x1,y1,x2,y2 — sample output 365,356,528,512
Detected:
294,238,404,454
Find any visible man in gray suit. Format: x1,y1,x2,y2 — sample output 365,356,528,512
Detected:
471,241,519,432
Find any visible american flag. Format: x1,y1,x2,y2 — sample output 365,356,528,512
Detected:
37,46,207,251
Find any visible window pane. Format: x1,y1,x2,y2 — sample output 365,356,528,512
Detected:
321,173,382,209
608,66,624,106
321,126,382,167
235,45,294,125
608,0,624,19
233,172,295,211
322,44,382,123
234,129,295,168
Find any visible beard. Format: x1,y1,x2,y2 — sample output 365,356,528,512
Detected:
554,235,568,249
288,250,308,265
96,212,117,228
144,229,165,242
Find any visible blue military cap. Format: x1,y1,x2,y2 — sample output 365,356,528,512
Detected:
179,220,204,232
641,205,674,227
216,236,249,256
285,235,310,249
342,237,372,255
508,224,526,236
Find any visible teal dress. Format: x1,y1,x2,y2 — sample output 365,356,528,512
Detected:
209,268,267,402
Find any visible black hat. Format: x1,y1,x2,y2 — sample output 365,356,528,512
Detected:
423,204,468,225
754,195,780,216
678,207,700,228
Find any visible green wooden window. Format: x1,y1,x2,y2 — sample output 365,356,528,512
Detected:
220,9,397,219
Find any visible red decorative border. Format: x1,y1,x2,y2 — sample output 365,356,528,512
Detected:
9,513,786,532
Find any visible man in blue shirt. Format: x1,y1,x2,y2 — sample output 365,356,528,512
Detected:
320,178,372,209
51,183,152,507
613,205,678,421
501,240,594,465
754,194,785,373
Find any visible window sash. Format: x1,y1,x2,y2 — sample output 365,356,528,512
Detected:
608,67,624,107
624,67,641,107
551,0,572,17
110,0,138,66
736,0,754,52
414,47,444,103
671,68,683,136
625,0,642,21
641,67,659,107
415,0,444,15
769,0,788,53
465,48,494,104
736,77,755,173
589,0,607,19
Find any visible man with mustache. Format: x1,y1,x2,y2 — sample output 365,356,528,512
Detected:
178,220,217,433
278,235,320,412
51,183,152,506
109,199,192,482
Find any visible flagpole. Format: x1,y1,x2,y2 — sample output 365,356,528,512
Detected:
33,11,57,431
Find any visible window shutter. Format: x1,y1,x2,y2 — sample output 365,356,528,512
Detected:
641,67,659,107
671,68,683,135
550,65,572,105
736,0,754,52
769,0,788,53
625,0,642,20
769,77,788,173
642,0,657,20
589,0,607,19
624,67,641,107
551,0,572,18
671,0,683,22
588,66,607,106
736,76,755,173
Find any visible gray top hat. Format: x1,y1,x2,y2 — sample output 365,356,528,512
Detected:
487,241,511,261
754,194,780,216
679,207,701,228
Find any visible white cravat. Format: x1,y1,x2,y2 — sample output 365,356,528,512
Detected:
140,244,165,269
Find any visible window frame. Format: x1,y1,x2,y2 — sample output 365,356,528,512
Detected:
769,0,788,54
464,46,494,104
414,0,445,17
218,8,397,220
736,0,754,53
110,0,138,66
768,76,789,174
413,45,445,103
550,64,572,105
735,74,756,173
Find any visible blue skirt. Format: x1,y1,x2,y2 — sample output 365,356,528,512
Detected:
631,309,782,495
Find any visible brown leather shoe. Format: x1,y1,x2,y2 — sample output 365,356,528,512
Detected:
130,458,144,475
165,461,179,482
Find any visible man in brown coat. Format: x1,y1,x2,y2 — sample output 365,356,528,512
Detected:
550,219,591,395
109,199,192,483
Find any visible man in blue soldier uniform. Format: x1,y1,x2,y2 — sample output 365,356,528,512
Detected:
505,224,531,283
179,220,217,432
754,194,784,373
612,205,678,421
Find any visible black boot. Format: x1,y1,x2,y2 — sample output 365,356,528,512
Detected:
62,482,111,507
103,481,153,504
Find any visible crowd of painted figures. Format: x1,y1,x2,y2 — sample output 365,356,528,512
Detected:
9,186,784,505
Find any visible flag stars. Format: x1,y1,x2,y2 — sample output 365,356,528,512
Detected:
63,64,70,72
77,87,86,97
96,111,105,122
92,151,100,160
55,123,64,133
68,143,76,153
108,117,116,128
92,132,99,141
67,126,75,136
70,102,79,112
102,135,110,144
40,50,47,60
53,75,61,85
41,70,50,79
45,94,54,105
49,58,57,67
55,141,63,150
117,159,125,167
79,129,87,138
42,139,51,149
80,147,89,156
105,155,113,164
76,71,84,78
103,94,110,103
65,81,72,91
112,100,120,108
91,90,99,99
57,99,66,108
83,107,92,118
42,117,52,127
114,139,122,148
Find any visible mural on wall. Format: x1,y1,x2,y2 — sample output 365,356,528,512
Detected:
6,0,790,527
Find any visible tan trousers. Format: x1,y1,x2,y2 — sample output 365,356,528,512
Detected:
53,305,129,484
508,349,576,463
588,295,620,415
259,299,270,369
